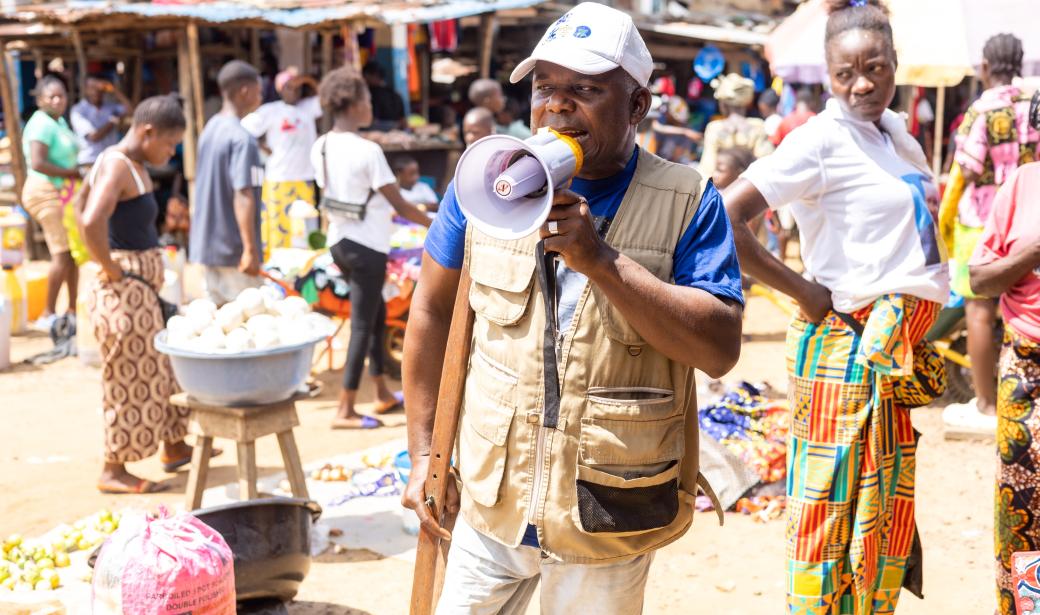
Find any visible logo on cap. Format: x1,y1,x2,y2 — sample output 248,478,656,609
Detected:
574,26,591,38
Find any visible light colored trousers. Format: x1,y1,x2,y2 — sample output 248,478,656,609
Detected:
436,518,653,615
202,266,261,305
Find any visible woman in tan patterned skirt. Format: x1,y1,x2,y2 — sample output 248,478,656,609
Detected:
81,96,215,494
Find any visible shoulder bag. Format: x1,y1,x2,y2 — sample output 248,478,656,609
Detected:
318,135,373,222
124,272,179,325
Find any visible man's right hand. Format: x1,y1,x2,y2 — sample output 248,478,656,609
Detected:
238,248,261,276
401,454,459,541
797,281,833,324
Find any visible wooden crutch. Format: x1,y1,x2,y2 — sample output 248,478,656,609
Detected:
410,269,475,615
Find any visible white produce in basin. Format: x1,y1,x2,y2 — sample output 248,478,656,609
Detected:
245,314,278,336
253,328,280,349
185,298,217,319
166,315,195,339
215,302,246,333
274,295,310,318
224,327,253,353
197,325,227,351
236,287,265,318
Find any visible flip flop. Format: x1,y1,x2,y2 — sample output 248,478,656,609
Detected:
373,391,405,415
331,415,383,430
161,447,223,473
97,479,168,495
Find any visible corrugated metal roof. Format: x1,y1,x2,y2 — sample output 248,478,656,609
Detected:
643,21,768,47
0,0,547,28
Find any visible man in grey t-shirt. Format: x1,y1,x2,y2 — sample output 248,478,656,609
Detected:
188,60,264,304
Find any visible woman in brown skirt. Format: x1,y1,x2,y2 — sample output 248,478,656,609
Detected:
80,96,214,494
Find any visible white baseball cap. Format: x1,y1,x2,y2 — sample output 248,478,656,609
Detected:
509,2,654,87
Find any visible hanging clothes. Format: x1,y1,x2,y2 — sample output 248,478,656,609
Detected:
428,20,458,53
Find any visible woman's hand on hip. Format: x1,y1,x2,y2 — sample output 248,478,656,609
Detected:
797,281,833,324
100,266,124,283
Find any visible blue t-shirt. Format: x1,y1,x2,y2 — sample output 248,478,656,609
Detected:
425,147,743,304
425,148,743,549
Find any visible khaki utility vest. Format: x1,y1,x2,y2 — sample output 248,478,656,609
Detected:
457,148,720,564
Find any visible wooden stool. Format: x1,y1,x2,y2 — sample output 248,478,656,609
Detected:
171,392,310,510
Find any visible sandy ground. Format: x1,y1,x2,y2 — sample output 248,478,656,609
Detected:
0,294,997,614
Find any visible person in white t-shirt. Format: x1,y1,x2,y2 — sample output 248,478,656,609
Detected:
391,156,439,212
311,67,431,430
242,67,322,257
722,0,948,611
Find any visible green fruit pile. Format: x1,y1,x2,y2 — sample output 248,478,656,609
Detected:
0,509,121,592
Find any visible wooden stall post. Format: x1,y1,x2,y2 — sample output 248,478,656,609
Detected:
131,41,144,105
186,22,205,134
478,13,497,79
0,44,27,199
321,30,333,73
177,32,199,207
932,86,946,180
250,28,261,68
320,31,334,132
390,23,409,112
70,28,87,97
341,24,361,71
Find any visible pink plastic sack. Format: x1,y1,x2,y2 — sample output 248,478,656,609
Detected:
91,508,235,614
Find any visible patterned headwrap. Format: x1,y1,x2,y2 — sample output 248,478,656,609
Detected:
711,73,756,108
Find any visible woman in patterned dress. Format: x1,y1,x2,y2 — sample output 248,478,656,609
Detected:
969,137,1040,612
81,96,211,494
723,1,948,612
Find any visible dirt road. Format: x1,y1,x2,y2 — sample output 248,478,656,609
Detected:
0,295,996,613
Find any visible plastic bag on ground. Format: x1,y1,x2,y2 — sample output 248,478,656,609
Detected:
91,507,235,614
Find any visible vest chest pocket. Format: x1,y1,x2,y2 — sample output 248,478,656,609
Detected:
573,388,684,535
591,250,672,347
468,243,537,326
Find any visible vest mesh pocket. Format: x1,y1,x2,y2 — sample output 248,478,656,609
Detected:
576,464,680,534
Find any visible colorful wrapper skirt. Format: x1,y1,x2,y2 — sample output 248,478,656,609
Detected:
785,295,940,614
995,325,1040,615
88,248,187,463
261,179,315,259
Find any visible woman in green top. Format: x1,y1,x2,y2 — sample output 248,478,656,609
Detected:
21,75,82,332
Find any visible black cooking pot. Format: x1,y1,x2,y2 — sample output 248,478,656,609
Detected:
194,497,322,602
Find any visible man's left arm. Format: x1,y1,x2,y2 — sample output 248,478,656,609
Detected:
543,185,743,378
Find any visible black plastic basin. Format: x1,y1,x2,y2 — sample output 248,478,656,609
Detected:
194,497,322,602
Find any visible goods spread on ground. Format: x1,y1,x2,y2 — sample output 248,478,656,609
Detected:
165,287,333,354
1,509,121,592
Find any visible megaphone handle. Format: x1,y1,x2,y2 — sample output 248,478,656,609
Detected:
535,239,562,430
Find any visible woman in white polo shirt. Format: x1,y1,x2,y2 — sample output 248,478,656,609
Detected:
311,67,431,430
723,0,948,612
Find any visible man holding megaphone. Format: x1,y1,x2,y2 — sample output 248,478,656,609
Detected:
402,3,744,613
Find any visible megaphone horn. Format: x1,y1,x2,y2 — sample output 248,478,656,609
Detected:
453,128,583,241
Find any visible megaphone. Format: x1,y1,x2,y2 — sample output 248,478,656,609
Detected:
453,128,583,240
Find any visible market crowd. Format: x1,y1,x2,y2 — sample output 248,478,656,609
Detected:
10,0,1040,612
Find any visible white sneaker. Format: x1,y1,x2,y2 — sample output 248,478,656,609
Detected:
28,313,57,333
942,398,998,439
